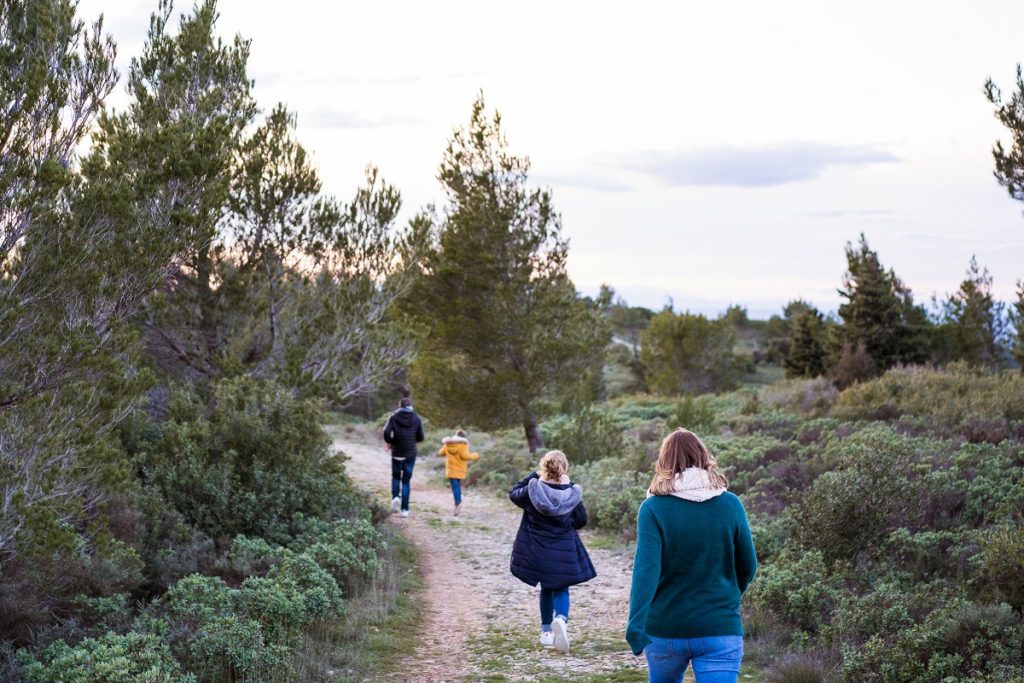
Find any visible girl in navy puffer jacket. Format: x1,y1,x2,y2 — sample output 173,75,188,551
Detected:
509,450,596,654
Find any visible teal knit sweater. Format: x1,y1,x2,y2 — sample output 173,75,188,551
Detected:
626,491,757,655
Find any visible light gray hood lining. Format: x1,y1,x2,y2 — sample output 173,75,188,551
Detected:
527,478,582,516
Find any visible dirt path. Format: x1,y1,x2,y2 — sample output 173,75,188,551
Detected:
330,425,656,683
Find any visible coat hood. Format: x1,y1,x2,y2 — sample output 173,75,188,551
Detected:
647,467,727,502
391,409,418,428
527,478,582,516
439,436,469,458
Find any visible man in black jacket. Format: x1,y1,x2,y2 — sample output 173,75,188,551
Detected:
382,397,424,517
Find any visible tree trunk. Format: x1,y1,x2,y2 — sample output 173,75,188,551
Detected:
523,416,545,454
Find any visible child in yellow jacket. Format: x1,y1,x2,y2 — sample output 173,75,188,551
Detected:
437,429,480,515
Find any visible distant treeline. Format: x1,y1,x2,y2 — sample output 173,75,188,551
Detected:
601,235,1024,396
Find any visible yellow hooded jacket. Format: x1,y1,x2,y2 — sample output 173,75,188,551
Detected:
437,435,480,479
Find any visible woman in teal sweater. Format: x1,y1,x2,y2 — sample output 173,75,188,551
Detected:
626,428,757,683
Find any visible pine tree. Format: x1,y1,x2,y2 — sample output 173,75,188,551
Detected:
226,105,418,401
941,256,1006,367
85,0,257,379
1010,280,1024,371
0,0,147,561
408,94,608,452
784,307,828,378
836,234,929,370
985,67,1024,205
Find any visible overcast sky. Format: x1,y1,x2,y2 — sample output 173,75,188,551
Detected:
79,0,1024,317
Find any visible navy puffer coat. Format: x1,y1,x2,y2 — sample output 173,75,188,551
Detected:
509,472,597,590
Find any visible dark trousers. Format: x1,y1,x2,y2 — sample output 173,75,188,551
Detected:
391,457,415,511
449,478,462,505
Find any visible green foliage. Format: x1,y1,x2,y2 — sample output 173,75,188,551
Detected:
842,600,1024,683
570,457,649,536
757,378,837,416
747,548,842,633
133,376,360,544
671,395,717,433
408,93,609,452
17,631,194,683
0,0,166,595
640,309,744,395
985,65,1024,205
163,561,345,682
832,363,1024,427
789,427,915,561
975,524,1024,611
545,405,625,464
294,516,384,597
462,429,536,489
1011,280,1024,370
836,234,932,371
938,256,1006,367
603,289,655,361
784,307,828,379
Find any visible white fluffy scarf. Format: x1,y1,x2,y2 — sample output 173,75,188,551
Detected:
647,467,726,502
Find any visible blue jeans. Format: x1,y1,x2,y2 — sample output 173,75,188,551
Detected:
449,478,462,505
539,586,570,630
644,635,743,683
391,458,415,511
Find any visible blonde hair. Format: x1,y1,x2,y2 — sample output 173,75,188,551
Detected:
649,429,727,496
537,450,569,482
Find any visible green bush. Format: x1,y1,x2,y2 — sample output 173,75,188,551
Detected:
131,376,363,545
746,548,843,634
545,405,625,464
462,428,535,489
758,377,838,416
789,426,915,561
975,524,1024,611
296,515,384,596
162,563,345,682
833,363,1024,427
265,553,344,624
570,457,649,536
841,600,1024,683
671,395,717,433
17,631,194,683
825,580,950,646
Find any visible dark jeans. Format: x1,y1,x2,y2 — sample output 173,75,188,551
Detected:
449,478,462,505
644,635,743,683
391,457,415,511
539,586,570,630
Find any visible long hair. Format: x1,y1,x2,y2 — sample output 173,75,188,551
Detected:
649,428,728,496
538,450,569,482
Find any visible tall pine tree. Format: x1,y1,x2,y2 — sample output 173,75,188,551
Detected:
409,94,608,452
986,67,1024,206
784,305,828,378
941,256,1006,367
85,0,257,379
836,235,929,371
1010,280,1024,371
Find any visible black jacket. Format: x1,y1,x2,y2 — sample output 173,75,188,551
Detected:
509,472,597,590
383,408,424,459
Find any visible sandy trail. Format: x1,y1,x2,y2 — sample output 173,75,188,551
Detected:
331,426,653,683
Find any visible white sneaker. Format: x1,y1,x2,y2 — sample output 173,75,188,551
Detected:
400,510,410,518
551,616,569,653
390,497,400,513
539,630,554,647
453,503,461,516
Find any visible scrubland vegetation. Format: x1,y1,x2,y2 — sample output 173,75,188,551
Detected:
4,0,1024,681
